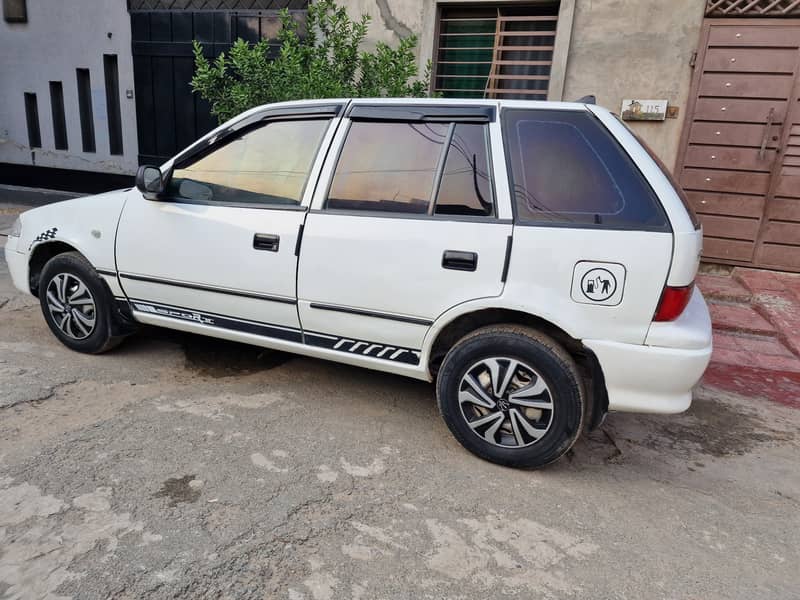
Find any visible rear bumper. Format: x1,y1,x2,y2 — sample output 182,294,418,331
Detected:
3,236,30,295
584,289,712,414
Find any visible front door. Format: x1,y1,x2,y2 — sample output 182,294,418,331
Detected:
116,116,337,340
676,19,800,272
297,104,513,365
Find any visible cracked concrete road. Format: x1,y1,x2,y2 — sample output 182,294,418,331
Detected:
1,249,799,600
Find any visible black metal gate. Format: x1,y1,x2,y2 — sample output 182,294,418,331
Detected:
130,3,306,165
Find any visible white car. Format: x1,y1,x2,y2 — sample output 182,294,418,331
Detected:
4,98,711,468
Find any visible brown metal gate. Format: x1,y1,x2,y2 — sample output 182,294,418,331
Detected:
676,19,800,272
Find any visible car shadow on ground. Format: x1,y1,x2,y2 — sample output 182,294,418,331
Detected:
110,326,797,473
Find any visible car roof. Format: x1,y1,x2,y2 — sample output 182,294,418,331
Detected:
268,97,590,112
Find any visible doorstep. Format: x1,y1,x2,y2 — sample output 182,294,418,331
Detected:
698,267,800,407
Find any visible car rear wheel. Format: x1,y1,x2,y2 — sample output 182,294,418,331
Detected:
38,252,124,354
436,325,584,469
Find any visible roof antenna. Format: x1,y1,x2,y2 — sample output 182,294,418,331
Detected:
576,95,596,104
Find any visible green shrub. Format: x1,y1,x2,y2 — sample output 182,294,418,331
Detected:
191,0,431,123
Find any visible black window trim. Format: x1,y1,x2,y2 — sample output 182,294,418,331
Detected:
160,113,337,211
347,103,495,123
169,103,344,172
500,107,673,233
322,116,498,221
309,208,512,225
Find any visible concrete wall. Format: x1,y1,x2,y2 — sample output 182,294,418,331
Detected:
560,0,705,169
0,0,138,175
356,0,705,170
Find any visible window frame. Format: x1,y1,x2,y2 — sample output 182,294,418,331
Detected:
160,114,335,211
432,4,560,101
500,107,672,233
321,117,499,222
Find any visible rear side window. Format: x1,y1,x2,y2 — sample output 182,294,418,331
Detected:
436,124,494,217
503,109,669,230
327,122,446,214
326,121,494,217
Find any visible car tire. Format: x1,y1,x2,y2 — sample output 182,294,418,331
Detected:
436,325,584,469
38,252,125,354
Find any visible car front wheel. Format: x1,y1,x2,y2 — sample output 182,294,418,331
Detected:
436,325,584,469
38,252,124,354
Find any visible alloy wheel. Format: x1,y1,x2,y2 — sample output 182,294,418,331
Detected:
45,273,97,340
458,357,553,448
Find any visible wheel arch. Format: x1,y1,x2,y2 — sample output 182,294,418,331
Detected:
426,306,608,430
28,241,88,297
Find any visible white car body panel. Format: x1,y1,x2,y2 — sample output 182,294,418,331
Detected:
502,229,673,345
297,213,512,350
4,97,713,417
13,190,128,275
115,199,306,330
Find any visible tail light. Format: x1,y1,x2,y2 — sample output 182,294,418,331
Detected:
654,283,694,322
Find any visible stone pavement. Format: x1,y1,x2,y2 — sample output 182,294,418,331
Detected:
698,267,800,408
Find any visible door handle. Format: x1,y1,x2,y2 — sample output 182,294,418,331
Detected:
442,250,478,272
758,107,775,161
253,233,280,252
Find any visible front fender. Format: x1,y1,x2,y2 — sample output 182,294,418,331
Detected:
19,188,134,271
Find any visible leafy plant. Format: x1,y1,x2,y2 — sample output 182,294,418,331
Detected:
191,0,432,123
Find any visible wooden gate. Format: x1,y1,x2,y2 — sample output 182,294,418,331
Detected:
676,19,800,272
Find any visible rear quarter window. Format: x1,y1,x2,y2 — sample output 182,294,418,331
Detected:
502,109,670,231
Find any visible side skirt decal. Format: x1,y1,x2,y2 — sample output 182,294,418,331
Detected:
304,331,421,365
128,299,302,343
124,299,422,366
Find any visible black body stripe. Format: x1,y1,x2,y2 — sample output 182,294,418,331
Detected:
126,299,421,365
294,223,305,256
501,235,513,283
119,272,296,305
128,299,303,343
97,269,117,277
304,331,421,365
309,302,433,326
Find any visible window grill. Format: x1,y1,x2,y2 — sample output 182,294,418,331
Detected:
706,0,800,16
433,4,560,100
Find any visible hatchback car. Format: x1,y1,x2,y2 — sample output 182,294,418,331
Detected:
4,98,712,468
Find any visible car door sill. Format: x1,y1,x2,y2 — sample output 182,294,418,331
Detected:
122,298,425,370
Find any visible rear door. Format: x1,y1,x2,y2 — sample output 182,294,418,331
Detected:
296,103,512,365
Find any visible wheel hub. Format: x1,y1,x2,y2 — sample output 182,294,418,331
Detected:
45,272,97,341
457,357,554,449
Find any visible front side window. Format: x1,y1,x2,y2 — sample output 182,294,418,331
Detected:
503,109,669,230
326,120,494,217
168,119,330,206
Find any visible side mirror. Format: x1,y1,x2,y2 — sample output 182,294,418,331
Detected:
135,165,164,200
